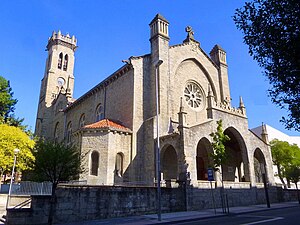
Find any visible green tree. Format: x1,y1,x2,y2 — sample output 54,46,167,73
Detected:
0,76,30,134
210,120,230,213
270,139,300,188
285,165,300,204
0,76,17,120
233,0,300,131
0,124,35,182
30,140,82,225
210,120,230,173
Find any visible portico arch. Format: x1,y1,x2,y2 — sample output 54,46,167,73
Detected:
253,148,266,183
161,145,178,180
196,137,213,180
222,127,249,182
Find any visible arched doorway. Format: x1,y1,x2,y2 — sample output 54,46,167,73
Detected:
196,137,213,180
254,148,266,183
222,127,248,182
161,145,178,180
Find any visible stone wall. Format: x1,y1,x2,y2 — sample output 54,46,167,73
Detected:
6,185,300,225
6,185,184,225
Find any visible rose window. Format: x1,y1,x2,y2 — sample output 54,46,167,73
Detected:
184,82,203,109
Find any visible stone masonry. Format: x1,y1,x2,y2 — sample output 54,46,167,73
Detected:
35,14,274,188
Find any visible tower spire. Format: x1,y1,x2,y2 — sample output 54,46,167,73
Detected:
239,96,246,115
261,122,269,144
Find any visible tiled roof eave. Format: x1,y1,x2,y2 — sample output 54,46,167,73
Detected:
80,127,132,134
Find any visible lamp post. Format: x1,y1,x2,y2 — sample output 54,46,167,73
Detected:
8,148,20,196
261,163,270,208
155,60,163,221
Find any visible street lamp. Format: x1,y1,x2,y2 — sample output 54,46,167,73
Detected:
155,59,163,221
8,148,20,196
261,163,270,208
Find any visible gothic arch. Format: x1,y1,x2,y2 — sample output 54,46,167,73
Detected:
222,127,249,182
161,145,178,180
175,58,218,101
196,137,213,180
253,148,266,183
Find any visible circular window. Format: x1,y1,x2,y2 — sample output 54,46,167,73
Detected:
184,82,204,110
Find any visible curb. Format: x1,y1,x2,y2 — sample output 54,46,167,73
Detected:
148,204,300,225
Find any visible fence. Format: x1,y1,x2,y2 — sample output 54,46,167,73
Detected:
10,182,52,195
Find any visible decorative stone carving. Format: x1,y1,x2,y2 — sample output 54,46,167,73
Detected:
185,26,195,40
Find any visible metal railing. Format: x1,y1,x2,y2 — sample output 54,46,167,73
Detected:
10,182,52,195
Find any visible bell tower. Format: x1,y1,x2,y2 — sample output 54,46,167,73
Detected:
35,31,77,137
210,44,230,103
149,14,170,134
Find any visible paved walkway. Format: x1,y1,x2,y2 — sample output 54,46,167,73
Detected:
56,201,300,225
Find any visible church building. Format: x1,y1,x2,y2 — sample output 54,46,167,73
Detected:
35,14,274,187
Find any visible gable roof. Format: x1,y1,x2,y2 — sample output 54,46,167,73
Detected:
83,119,131,133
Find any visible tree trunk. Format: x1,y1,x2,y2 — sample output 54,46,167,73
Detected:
0,171,3,184
48,183,57,225
277,165,287,189
295,183,300,204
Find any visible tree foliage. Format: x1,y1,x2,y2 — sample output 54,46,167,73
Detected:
270,139,300,187
0,75,30,134
210,120,230,170
0,124,35,180
31,140,82,187
0,76,17,119
30,140,83,225
286,166,300,187
234,0,300,131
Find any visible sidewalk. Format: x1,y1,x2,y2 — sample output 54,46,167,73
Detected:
56,201,299,225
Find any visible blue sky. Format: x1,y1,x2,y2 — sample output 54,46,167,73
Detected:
0,1,298,136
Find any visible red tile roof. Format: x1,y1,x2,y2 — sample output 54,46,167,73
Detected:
83,119,131,132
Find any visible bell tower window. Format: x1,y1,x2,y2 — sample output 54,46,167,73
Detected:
63,54,68,71
47,53,52,70
58,52,63,69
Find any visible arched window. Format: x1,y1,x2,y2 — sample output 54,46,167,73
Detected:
95,104,104,122
115,153,124,176
47,53,52,70
90,151,99,176
63,54,68,71
79,114,85,128
66,121,72,145
54,122,59,143
58,52,63,69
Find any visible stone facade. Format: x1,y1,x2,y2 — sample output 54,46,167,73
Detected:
35,14,274,187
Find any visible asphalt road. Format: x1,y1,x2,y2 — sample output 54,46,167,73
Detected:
176,207,300,225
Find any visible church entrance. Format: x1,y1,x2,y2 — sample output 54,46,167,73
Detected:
196,137,213,180
161,145,178,180
253,148,266,183
222,127,249,182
